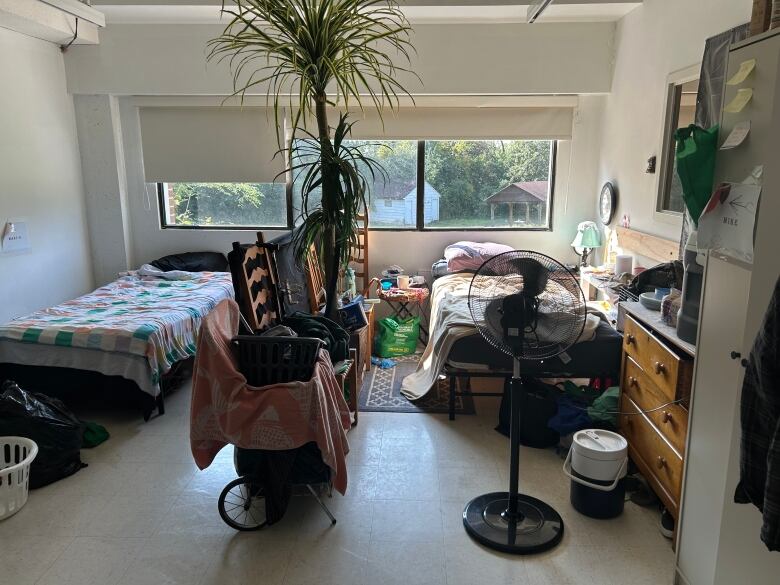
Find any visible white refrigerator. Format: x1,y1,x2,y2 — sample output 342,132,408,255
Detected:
675,28,780,585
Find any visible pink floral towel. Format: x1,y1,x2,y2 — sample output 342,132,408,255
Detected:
189,299,351,494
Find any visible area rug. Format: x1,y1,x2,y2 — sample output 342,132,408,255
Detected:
358,354,476,415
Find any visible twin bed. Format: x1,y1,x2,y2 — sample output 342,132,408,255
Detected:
0,240,622,421
0,266,233,419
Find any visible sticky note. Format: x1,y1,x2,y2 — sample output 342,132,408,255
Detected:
727,59,756,86
724,88,753,114
720,120,751,150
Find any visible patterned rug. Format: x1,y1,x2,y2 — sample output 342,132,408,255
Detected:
358,354,476,415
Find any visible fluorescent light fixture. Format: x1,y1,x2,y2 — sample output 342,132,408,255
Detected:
527,0,555,23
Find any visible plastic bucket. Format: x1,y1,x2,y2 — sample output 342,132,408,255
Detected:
563,429,628,519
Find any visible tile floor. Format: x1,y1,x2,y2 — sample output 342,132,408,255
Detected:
0,385,675,585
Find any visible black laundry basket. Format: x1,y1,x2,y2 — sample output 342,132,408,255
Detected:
233,335,322,387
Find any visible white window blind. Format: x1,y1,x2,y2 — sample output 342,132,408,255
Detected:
321,106,574,140
139,107,285,183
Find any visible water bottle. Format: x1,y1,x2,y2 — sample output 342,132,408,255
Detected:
676,231,703,344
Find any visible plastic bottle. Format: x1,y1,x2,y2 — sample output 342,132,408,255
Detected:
676,230,703,344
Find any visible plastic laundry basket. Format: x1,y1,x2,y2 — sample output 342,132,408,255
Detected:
0,437,38,521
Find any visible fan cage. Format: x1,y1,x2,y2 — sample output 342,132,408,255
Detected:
468,250,587,361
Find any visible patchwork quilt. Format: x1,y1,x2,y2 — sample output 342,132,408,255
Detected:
0,270,234,391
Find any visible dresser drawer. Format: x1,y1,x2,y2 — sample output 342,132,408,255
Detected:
623,315,693,403
620,395,684,508
623,357,688,455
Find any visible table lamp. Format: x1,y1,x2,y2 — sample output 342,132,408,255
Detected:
571,221,603,267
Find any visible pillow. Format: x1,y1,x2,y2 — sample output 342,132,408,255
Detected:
444,241,513,272
150,251,229,273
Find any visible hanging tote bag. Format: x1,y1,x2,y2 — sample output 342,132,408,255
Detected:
674,124,720,226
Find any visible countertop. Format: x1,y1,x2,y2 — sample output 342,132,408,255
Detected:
620,301,696,358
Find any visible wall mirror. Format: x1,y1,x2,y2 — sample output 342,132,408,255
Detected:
656,66,700,217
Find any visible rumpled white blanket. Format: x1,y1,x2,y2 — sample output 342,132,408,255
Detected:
400,273,600,401
131,264,202,281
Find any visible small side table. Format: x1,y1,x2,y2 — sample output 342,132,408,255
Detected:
377,286,431,344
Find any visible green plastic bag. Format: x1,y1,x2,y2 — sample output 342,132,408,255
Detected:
375,316,420,357
674,124,719,226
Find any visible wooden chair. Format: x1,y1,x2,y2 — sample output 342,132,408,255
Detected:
303,244,362,427
349,213,370,296
305,244,327,314
228,232,282,333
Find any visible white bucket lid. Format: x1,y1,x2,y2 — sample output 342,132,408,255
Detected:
572,429,627,461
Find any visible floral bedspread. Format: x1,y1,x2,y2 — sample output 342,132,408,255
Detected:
0,270,234,390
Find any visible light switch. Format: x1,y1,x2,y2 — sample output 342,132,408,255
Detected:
2,220,31,253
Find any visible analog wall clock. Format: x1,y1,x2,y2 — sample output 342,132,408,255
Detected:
599,182,617,225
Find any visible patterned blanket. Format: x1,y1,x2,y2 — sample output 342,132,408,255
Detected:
0,270,234,392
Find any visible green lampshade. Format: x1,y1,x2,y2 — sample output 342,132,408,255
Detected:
571,222,603,249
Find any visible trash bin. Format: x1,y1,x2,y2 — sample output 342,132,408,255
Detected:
563,429,628,519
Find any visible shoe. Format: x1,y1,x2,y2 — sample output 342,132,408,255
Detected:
660,508,675,539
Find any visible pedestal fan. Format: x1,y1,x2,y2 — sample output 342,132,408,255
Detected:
464,250,587,554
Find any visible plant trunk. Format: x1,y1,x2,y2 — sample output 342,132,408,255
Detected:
315,96,341,320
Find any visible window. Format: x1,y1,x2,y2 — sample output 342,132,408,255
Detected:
657,69,700,215
158,182,287,228
290,138,555,231
291,139,418,229
424,140,553,229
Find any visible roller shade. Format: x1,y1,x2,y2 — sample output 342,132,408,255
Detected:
139,107,285,183
315,106,573,140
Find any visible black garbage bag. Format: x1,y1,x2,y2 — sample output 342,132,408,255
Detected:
0,380,85,488
496,378,560,448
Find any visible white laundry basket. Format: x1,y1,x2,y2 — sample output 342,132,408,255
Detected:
0,437,38,521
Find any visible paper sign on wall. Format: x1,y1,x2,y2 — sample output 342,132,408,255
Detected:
720,120,751,150
697,183,761,263
1,221,31,253
724,88,754,114
727,59,757,86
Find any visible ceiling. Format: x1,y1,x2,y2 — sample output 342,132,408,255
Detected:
89,1,643,24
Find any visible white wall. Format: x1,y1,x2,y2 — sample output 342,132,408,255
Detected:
0,27,93,323
74,94,134,285
595,0,753,242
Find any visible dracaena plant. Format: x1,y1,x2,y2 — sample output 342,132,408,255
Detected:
208,0,417,318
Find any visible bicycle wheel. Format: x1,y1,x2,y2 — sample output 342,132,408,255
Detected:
218,476,267,531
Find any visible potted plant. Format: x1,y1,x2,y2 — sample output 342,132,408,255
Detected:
208,0,417,318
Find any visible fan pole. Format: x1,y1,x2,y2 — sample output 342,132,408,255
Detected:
506,358,523,525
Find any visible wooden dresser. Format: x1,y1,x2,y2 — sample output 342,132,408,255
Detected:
618,302,695,520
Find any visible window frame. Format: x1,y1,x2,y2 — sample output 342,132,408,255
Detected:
156,182,293,231
156,139,558,233
655,64,700,222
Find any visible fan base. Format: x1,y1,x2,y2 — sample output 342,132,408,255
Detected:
463,492,564,555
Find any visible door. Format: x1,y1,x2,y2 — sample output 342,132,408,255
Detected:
676,253,751,585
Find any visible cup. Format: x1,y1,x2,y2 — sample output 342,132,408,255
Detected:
654,287,671,300
397,275,410,289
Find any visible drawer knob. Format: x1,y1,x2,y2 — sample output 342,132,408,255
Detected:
654,361,666,375
628,376,638,387
626,334,635,345
656,456,667,469
662,411,672,424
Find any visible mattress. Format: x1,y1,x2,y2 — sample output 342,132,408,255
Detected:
0,270,233,396
446,320,623,378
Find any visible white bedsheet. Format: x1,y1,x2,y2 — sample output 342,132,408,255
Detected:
0,339,154,396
